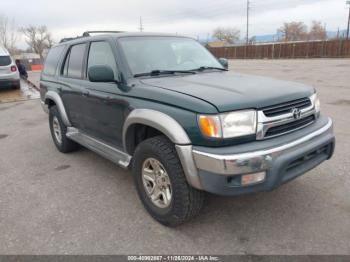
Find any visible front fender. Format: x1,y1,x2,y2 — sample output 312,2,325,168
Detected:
123,109,203,190
122,109,191,149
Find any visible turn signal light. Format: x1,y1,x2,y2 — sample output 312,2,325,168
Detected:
241,172,266,186
198,115,222,138
11,66,17,72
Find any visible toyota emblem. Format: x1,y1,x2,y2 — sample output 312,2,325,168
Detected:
291,108,301,119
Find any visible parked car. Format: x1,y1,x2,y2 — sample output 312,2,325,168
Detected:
0,46,20,89
40,32,335,226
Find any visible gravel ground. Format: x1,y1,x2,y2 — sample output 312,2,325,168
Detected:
0,59,349,255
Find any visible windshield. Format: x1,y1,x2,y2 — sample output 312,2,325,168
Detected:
0,56,11,66
119,37,223,75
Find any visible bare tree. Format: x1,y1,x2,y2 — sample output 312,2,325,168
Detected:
308,21,327,40
212,27,240,44
0,14,18,54
21,25,54,59
278,22,308,42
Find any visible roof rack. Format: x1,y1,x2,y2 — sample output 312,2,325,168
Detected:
82,31,125,37
59,31,125,43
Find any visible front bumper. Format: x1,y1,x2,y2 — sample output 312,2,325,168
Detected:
179,116,335,196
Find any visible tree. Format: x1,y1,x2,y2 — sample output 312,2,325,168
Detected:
308,21,327,40
278,22,308,42
0,14,18,54
212,27,240,44
21,25,54,59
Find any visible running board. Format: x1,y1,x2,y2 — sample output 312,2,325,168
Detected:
66,127,131,169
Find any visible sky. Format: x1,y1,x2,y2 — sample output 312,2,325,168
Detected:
1,0,349,48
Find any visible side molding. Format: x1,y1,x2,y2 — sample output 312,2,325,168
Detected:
45,91,71,126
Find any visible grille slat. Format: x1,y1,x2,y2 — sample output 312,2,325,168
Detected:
263,97,312,117
265,115,315,138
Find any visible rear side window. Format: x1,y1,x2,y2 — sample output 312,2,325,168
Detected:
87,41,117,78
43,46,65,76
0,56,11,66
64,44,86,79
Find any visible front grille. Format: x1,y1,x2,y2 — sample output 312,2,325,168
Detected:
265,115,315,138
263,97,312,117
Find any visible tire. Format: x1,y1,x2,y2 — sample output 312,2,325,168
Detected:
12,80,20,89
49,105,79,153
132,135,205,227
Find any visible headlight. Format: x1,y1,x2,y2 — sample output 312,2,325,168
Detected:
310,93,321,115
198,110,257,139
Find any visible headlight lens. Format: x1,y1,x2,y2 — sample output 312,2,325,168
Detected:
198,110,257,139
310,93,321,114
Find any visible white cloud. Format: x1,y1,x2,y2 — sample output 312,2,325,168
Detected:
1,0,348,48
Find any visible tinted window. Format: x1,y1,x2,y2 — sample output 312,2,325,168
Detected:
0,56,12,66
43,46,65,75
87,41,117,78
67,44,86,79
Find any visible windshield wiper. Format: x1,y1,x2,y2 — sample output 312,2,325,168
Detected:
134,70,196,77
191,66,228,72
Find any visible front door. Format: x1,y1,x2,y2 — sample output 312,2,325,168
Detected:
82,41,127,148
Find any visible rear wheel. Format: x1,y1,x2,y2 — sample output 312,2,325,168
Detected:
132,135,205,227
49,105,79,153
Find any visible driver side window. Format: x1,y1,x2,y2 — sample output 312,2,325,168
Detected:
87,41,118,79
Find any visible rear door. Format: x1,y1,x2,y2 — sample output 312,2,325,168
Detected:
58,43,89,130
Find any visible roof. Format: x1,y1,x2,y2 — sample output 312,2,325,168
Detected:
207,41,229,48
0,46,10,56
56,32,192,47
13,53,41,60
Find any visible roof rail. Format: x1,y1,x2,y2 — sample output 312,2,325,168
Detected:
59,37,82,43
82,31,125,37
59,31,125,43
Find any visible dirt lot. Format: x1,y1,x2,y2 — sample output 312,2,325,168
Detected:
0,59,349,255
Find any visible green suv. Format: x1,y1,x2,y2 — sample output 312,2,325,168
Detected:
40,31,335,226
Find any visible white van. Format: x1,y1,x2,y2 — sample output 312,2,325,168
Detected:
0,46,20,89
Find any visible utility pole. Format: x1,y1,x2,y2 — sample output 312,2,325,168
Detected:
347,0,350,40
246,0,250,45
139,16,144,32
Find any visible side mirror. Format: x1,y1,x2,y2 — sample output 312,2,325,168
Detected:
88,65,115,82
218,58,228,69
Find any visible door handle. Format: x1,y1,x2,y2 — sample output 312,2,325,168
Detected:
82,90,90,97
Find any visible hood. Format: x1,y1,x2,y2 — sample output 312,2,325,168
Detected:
140,71,314,112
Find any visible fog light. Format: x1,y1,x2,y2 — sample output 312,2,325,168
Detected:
241,172,266,186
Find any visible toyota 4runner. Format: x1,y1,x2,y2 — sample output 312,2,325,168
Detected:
40,31,335,226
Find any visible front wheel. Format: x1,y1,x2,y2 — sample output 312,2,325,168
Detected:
132,136,205,227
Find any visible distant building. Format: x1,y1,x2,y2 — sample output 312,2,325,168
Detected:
207,41,229,48
13,53,43,71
